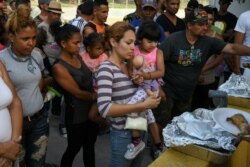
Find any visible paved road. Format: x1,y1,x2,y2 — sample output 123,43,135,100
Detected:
31,6,185,25
31,6,135,24
46,114,153,167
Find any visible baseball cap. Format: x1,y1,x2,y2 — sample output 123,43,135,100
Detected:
141,0,157,10
185,8,208,23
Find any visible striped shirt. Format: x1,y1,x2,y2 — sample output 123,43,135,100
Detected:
70,16,88,52
97,60,137,130
70,16,87,35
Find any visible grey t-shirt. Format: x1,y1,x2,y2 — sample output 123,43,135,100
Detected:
0,48,44,117
159,31,227,101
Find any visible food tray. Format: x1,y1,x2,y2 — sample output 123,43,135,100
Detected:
173,144,233,164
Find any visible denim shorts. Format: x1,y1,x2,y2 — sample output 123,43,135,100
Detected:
21,105,49,166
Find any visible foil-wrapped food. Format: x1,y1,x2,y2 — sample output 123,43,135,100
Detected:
218,73,250,98
163,108,238,151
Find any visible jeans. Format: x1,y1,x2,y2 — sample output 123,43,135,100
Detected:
109,129,146,167
21,104,50,167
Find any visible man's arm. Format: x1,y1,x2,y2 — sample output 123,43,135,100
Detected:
233,31,245,74
222,43,250,56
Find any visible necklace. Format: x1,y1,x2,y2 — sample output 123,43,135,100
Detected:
8,47,36,74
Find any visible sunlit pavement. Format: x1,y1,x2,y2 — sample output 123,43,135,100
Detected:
31,5,184,25
46,114,153,167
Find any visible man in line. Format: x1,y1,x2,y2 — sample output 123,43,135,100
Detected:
154,8,250,136
38,1,62,71
131,0,165,43
233,10,250,75
156,0,185,38
123,0,143,23
214,0,238,81
37,1,63,129
83,0,109,37
34,0,51,25
214,0,237,42
70,0,94,52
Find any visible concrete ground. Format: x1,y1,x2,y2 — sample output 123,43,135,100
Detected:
45,114,154,167
31,5,185,25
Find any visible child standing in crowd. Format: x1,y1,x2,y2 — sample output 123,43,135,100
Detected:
125,21,165,160
81,32,109,131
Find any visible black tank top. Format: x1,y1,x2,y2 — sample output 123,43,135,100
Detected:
54,55,93,124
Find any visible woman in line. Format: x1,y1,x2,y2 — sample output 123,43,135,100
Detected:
97,21,161,167
0,5,51,166
52,23,98,167
0,61,22,167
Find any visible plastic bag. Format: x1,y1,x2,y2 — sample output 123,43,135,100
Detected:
124,117,147,131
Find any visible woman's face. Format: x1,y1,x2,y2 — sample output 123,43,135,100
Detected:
112,30,136,60
10,27,36,57
62,32,81,55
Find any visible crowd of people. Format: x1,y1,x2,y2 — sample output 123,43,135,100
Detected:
0,0,250,166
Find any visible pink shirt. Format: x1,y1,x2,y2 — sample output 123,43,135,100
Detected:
81,51,108,72
134,46,157,72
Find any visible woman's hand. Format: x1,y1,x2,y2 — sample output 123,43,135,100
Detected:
0,137,21,160
0,158,12,167
131,74,144,85
143,95,161,110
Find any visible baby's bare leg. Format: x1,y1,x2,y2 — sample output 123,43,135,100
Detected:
132,129,141,138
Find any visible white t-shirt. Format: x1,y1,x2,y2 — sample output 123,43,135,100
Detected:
0,76,12,142
234,10,250,68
